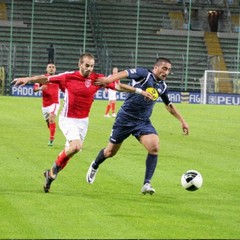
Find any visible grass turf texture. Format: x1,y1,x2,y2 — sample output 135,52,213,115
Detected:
0,96,239,239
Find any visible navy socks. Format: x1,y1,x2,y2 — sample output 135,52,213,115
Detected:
144,153,158,184
93,149,106,169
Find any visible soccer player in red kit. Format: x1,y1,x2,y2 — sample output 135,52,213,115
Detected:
33,63,60,146
12,53,153,193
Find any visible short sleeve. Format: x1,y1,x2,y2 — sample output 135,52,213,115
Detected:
160,89,171,105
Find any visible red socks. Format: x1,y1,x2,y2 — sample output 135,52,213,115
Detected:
55,150,70,170
49,122,56,141
105,104,111,115
112,102,116,113
105,103,116,115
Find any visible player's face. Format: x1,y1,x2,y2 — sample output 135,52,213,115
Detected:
154,61,171,81
112,67,118,75
46,64,56,75
79,57,95,77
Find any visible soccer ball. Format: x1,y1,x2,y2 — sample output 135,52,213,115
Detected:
181,170,203,191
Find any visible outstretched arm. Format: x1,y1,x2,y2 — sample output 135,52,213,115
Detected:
95,70,128,85
115,82,153,101
12,75,49,86
165,103,189,135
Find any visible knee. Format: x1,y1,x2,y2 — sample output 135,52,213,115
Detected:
73,145,82,153
69,143,82,155
49,115,56,124
49,119,55,124
148,144,159,155
104,148,116,158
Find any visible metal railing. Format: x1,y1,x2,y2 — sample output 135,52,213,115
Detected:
88,0,112,75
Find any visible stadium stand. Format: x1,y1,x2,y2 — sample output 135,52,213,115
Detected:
0,0,239,94
95,0,208,91
1,0,97,78
219,35,239,71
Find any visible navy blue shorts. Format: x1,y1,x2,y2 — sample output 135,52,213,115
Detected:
109,113,158,144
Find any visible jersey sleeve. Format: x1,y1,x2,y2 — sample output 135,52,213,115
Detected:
160,89,171,105
126,68,149,81
48,71,69,84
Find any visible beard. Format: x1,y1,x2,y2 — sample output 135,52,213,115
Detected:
82,70,91,77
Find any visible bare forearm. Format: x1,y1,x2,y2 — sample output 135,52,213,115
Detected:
166,103,189,135
116,83,153,100
116,83,137,93
106,70,128,83
28,75,48,84
12,75,48,86
166,104,184,122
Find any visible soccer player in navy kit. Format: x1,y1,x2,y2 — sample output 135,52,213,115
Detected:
86,57,189,195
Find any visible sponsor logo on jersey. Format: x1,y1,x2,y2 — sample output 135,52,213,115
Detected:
146,87,159,101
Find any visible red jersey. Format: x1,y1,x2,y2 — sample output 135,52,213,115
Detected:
48,70,115,118
34,74,60,107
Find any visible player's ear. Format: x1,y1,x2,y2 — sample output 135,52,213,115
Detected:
78,59,82,68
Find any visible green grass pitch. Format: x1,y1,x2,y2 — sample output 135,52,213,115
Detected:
0,96,239,239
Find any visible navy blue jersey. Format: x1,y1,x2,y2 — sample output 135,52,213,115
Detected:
119,68,171,121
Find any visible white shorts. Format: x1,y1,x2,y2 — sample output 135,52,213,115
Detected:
108,88,117,101
59,115,89,144
42,103,60,120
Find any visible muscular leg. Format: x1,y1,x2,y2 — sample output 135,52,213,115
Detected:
44,139,83,192
139,134,159,184
51,139,83,175
86,142,122,184
93,142,122,168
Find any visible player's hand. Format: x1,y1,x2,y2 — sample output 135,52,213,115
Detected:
142,90,154,101
11,77,29,86
182,122,189,135
94,77,111,85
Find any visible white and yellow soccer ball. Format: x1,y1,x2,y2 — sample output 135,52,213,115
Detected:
146,87,159,101
181,170,203,191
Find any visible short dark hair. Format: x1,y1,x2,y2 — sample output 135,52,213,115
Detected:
155,57,171,66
